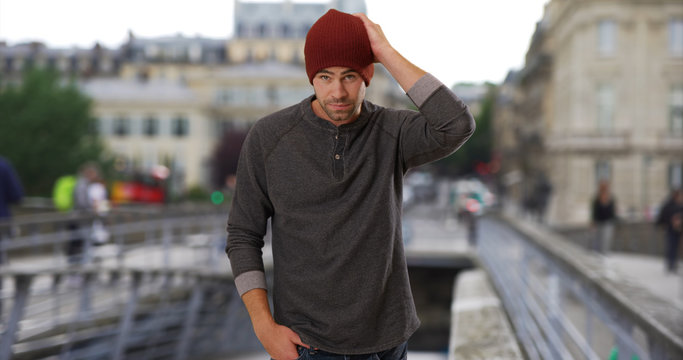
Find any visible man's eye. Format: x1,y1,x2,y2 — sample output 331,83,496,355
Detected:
319,75,330,80
345,75,357,81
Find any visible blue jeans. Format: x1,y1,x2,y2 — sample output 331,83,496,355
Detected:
295,342,408,360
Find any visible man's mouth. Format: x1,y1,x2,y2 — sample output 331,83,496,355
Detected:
328,103,350,111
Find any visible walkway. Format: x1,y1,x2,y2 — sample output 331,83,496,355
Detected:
3,204,681,359
606,253,682,309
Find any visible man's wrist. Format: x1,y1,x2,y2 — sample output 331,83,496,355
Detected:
253,316,277,337
373,43,397,65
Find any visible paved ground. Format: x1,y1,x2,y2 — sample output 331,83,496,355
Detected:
606,253,683,310
3,202,681,359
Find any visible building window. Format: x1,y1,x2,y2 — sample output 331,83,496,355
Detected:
171,116,189,137
248,86,269,106
597,84,615,133
258,23,268,37
595,160,611,184
69,56,78,73
95,117,109,136
280,23,291,38
669,19,683,56
143,117,159,137
669,162,683,189
57,57,69,72
47,57,57,70
598,19,617,56
670,85,683,135
113,117,131,137
301,24,311,37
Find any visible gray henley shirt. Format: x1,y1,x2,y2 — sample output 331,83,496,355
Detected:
226,73,475,354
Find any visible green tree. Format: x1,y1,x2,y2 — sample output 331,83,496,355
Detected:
0,68,106,196
433,83,496,177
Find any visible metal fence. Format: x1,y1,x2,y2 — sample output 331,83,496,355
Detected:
477,215,683,360
0,207,261,360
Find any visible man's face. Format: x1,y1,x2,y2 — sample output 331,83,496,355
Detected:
312,67,366,125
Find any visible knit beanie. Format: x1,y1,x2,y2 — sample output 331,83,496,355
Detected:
304,9,374,86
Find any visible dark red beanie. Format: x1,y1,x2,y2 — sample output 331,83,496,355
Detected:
304,9,374,86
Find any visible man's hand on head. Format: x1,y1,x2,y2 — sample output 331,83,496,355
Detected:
352,13,426,92
352,13,393,64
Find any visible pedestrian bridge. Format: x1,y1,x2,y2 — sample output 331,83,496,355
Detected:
0,205,681,360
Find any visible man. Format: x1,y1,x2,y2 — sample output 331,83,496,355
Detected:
226,9,475,359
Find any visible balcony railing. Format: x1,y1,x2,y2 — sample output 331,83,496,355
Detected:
656,131,683,152
546,130,630,153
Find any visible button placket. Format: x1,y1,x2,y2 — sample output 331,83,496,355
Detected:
333,131,345,179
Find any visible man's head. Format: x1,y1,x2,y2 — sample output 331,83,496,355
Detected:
304,9,374,86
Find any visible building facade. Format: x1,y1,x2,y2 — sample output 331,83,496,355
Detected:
1,0,408,194
494,0,683,225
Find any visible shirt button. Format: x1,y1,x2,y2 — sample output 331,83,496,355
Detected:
335,154,341,160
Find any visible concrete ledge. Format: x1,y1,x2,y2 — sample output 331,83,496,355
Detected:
448,269,523,360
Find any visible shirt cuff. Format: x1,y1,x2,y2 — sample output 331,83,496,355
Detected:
406,73,443,108
235,270,267,296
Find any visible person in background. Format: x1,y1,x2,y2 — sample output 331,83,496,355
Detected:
66,162,100,265
0,155,23,264
534,173,553,224
88,172,110,245
591,180,617,255
0,156,23,221
656,188,682,274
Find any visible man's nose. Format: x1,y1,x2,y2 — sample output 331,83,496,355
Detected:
330,80,348,98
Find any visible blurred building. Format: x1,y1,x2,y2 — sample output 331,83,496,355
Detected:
0,41,121,81
0,0,406,193
494,0,683,225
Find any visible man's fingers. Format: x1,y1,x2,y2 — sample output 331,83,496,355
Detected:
289,331,309,348
352,12,368,21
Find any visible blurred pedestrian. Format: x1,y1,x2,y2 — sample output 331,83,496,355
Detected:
225,9,475,359
0,156,23,220
66,162,100,265
88,172,110,245
0,156,23,264
0,156,22,315
656,189,682,274
591,180,617,255
535,173,553,224
462,193,481,247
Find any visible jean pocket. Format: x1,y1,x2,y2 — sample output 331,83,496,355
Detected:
295,346,308,360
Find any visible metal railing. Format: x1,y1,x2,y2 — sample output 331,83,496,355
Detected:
477,214,683,360
0,206,262,360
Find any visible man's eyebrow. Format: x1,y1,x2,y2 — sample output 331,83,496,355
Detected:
317,69,359,75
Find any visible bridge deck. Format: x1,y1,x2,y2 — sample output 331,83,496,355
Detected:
2,205,681,359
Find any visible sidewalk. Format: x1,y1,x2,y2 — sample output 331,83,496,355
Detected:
606,253,683,310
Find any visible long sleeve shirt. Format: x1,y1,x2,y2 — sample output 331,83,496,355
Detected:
226,74,475,354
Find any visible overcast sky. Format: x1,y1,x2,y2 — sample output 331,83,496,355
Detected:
0,0,548,86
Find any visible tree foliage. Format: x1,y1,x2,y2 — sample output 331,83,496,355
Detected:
0,68,106,196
